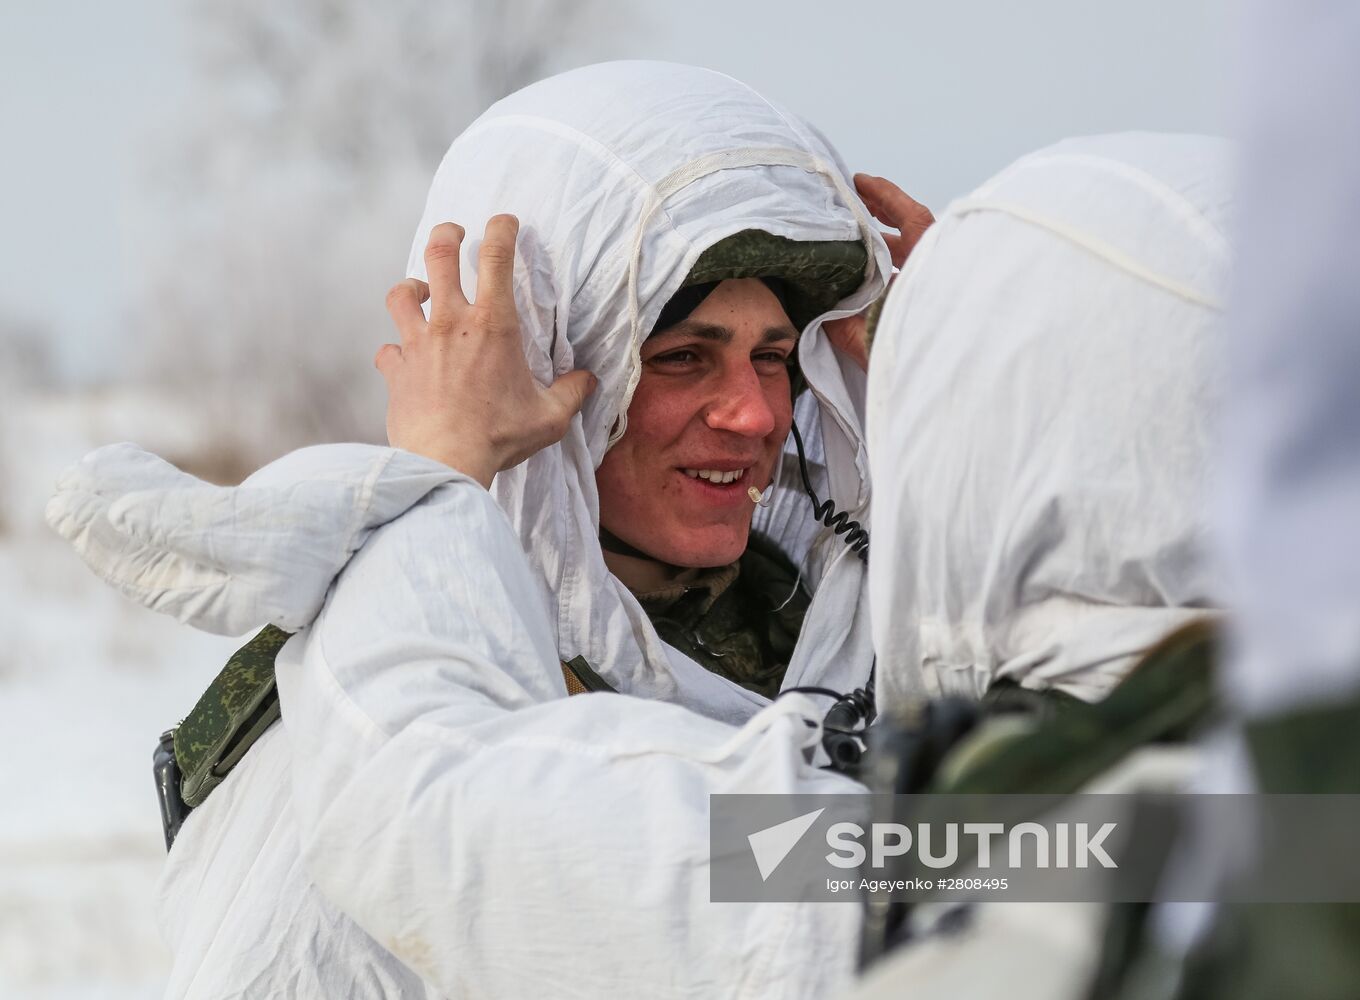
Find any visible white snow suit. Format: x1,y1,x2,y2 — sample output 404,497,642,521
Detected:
48,60,891,999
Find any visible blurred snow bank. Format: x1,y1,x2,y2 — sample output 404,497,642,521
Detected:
1,388,242,998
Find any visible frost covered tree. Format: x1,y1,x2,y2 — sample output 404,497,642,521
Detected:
136,0,618,475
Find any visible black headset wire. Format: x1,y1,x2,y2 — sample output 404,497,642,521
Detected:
778,410,877,769
787,419,870,559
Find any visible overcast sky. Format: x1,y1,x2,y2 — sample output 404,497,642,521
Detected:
2,0,1233,382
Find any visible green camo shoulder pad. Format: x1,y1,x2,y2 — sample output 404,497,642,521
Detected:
174,625,290,807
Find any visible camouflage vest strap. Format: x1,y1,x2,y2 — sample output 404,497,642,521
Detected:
561,655,616,695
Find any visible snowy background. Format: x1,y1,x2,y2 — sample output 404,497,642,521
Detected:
2,1,1230,996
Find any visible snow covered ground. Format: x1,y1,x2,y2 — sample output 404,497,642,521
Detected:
1,389,243,999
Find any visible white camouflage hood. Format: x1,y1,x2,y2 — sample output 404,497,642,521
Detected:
48,60,890,722
411,60,890,714
867,132,1233,707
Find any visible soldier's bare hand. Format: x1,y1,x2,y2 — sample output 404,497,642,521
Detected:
825,174,935,371
855,173,934,269
376,216,597,488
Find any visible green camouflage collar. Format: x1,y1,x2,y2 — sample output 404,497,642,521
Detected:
632,561,740,615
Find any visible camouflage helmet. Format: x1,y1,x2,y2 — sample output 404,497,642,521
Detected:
652,229,868,336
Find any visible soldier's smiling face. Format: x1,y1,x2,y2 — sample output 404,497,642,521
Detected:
595,278,796,569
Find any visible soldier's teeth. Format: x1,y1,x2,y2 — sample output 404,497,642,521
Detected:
684,469,748,484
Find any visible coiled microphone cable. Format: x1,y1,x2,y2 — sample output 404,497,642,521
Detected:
787,417,869,560
781,412,875,772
